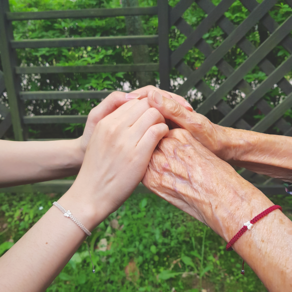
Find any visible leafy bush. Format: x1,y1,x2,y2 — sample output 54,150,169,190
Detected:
1,0,292,139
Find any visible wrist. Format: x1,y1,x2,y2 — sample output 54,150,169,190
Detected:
206,177,273,242
216,126,261,163
211,124,236,161
58,184,110,231
69,137,85,169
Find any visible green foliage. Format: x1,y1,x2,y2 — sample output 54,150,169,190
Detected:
1,0,292,139
4,192,291,291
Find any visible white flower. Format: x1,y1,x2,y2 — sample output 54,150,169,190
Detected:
39,206,43,211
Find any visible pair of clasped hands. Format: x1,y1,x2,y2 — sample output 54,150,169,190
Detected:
70,86,292,292
2,85,291,292
70,85,271,240
70,86,229,231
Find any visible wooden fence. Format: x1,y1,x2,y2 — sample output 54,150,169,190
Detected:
1,0,292,196
0,70,11,138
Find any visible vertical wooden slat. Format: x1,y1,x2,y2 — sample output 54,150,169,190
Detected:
158,0,170,91
0,71,6,94
0,112,12,138
0,0,23,141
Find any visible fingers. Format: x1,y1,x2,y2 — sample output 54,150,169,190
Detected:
87,91,140,124
108,98,152,127
148,90,202,135
131,107,165,141
131,85,173,100
165,91,193,112
167,128,193,144
136,123,169,160
81,91,141,151
131,85,193,111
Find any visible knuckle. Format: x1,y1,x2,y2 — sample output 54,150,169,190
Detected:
189,118,204,132
148,125,163,140
97,118,116,134
108,91,120,98
165,100,183,117
146,85,156,91
87,108,95,120
147,107,161,120
107,124,118,136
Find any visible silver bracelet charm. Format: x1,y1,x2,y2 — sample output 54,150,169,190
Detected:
53,201,95,273
53,201,91,236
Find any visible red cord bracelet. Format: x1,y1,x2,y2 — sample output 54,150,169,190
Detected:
226,205,282,275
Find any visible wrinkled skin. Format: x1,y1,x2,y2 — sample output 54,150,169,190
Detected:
142,129,272,240
143,129,292,292
148,90,292,182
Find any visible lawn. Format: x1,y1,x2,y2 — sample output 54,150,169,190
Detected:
1,191,291,291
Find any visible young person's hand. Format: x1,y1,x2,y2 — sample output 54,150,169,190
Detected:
80,87,192,153
60,98,169,228
0,97,168,292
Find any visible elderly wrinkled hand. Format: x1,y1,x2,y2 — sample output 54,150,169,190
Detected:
142,128,273,241
147,90,236,161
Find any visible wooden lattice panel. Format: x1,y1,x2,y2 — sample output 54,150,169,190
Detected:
170,0,292,133
169,0,292,184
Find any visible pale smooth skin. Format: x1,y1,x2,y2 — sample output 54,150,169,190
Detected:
0,86,192,188
0,97,169,292
148,90,292,182
143,129,292,292
0,86,191,291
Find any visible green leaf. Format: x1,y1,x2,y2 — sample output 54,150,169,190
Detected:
190,250,202,260
77,273,87,284
0,242,14,256
181,255,195,268
200,265,212,277
59,272,72,281
70,252,82,264
158,270,182,280
150,245,157,254
139,198,148,210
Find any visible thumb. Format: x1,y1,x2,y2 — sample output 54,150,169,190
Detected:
148,90,196,133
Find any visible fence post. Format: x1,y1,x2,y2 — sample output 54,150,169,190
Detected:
158,0,170,91
0,0,24,141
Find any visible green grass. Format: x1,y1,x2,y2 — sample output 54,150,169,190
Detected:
1,191,291,291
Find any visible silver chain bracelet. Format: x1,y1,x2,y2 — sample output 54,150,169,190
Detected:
53,201,95,273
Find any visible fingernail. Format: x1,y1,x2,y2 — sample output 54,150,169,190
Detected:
125,93,141,100
185,101,193,110
152,91,163,105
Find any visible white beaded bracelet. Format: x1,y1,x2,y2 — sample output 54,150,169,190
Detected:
53,201,95,273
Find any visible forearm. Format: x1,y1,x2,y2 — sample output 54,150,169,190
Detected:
213,182,292,292
0,138,84,187
143,129,292,291
0,187,108,292
218,126,292,182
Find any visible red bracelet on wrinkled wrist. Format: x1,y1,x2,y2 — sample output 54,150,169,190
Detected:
226,205,282,275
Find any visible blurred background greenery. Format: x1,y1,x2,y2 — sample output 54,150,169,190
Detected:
1,0,292,139
1,191,291,291
1,0,292,291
